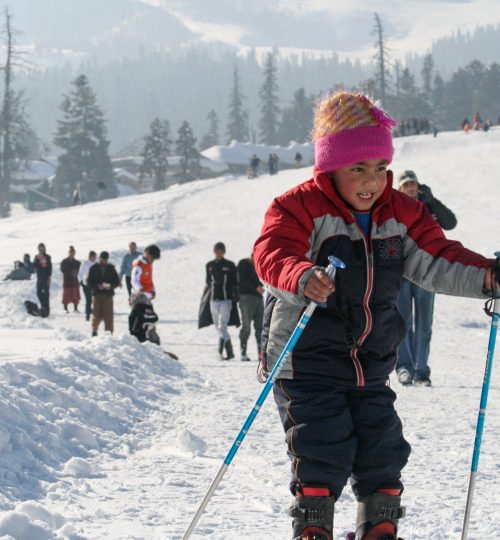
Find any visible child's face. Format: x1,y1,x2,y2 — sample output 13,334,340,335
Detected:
329,159,388,211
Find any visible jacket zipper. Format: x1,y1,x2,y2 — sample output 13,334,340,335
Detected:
350,222,375,387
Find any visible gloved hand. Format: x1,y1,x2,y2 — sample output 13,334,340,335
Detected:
418,183,435,204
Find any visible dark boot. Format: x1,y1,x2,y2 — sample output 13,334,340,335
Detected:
353,491,405,540
289,493,335,540
63,304,69,313
224,339,235,360
218,338,225,360
240,340,250,361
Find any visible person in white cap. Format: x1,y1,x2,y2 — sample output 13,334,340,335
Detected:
396,170,457,386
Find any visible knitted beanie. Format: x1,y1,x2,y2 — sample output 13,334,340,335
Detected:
313,92,396,172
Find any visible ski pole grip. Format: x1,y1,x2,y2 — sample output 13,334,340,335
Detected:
326,255,346,280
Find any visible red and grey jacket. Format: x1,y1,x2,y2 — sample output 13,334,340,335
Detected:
254,168,492,387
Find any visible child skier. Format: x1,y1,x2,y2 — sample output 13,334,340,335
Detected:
253,91,499,540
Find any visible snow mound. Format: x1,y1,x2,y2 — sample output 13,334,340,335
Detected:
0,333,185,505
176,428,208,456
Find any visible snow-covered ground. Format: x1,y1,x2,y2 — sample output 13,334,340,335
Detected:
0,128,499,539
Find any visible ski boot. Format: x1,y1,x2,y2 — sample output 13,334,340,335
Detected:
289,487,335,540
346,490,405,540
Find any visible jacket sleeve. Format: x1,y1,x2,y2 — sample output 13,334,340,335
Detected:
418,184,457,230
426,198,457,230
254,194,316,305
401,198,492,298
87,266,98,291
131,263,142,292
120,255,127,279
110,266,120,289
47,255,52,277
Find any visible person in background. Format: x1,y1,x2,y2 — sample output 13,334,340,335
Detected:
23,254,34,276
60,246,81,313
237,253,264,361
78,250,97,321
200,242,239,360
248,154,260,178
129,293,161,345
396,170,457,387
130,244,161,301
87,251,120,336
33,243,52,317
120,241,140,298
294,152,303,167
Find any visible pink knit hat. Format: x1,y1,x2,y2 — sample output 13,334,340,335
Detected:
313,92,396,172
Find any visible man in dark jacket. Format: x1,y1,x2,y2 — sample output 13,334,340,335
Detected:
33,243,52,317
237,254,264,361
87,251,120,336
396,170,457,386
205,242,238,360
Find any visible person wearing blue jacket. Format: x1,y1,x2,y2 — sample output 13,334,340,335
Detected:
119,241,140,298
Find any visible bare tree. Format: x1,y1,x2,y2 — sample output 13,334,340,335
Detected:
373,13,390,107
0,6,34,217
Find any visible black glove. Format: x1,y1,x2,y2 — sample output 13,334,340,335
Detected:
418,183,435,204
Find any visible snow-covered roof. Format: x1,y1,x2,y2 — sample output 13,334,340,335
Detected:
201,140,314,166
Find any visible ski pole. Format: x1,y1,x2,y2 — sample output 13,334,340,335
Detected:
461,253,500,540
182,255,346,540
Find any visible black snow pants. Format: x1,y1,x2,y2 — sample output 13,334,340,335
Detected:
273,379,411,501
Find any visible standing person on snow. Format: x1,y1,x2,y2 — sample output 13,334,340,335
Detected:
87,251,120,336
396,171,457,387
199,242,239,360
33,243,52,317
120,241,140,299
253,91,499,540
78,250,97,321
237,253,264,361
60,246,81,313
130,244,161,301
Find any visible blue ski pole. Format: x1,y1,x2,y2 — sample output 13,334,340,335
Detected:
461,252,500,540
182,255,346,540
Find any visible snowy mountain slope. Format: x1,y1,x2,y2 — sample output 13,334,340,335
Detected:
0,128,499,538
15,0,500,66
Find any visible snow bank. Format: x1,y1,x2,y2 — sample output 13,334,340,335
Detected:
202,139,314,166
0,334,184,506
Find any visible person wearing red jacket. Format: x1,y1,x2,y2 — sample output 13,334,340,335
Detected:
253,91,498,540
131,244,161,300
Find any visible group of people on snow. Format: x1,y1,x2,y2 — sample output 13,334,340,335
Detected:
21,241,162,346
247,153,281,178
199,242,264,362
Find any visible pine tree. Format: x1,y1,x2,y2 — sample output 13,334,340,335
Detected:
421,54,434,99
258,53,280,145
175,120,200,182
53,75,116,205
477,63,500,121
226,67,248,143
200,109,219,150
373,13,390,107
140,118,172,191
431,72,446,128
277,88,313,145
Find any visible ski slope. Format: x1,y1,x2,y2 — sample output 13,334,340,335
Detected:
0,128,499,539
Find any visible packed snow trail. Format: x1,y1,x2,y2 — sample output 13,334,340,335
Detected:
0,129,499,538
